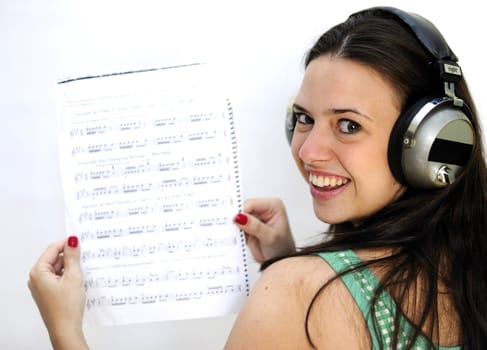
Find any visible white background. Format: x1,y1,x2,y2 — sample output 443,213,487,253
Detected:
1,1,485,349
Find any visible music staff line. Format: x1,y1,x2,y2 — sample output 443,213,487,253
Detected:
75,174,231,200
78,196,233,223
79,217,231,241
86,284,243,310
85,264,241,289
71,130,225,156
74,154,229,183
69,112,221,138
81,236,238,263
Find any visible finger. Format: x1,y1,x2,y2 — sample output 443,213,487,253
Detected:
52,254,65,276
28,239,66,292
245,235,265,263
235,212,272,243
243,198,283,222
62,236,82,278
33,239,67,274
243,198,274,215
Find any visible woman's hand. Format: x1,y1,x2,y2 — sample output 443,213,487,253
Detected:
28,236,89,350
234,198,296,263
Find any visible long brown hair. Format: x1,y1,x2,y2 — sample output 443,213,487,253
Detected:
265,8,487,349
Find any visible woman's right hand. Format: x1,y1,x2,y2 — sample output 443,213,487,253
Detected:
28,236,89,350
234,198,296,263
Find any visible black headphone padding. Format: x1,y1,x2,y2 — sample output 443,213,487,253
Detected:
387,97,432,185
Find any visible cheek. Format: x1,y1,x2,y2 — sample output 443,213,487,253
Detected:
290,134,307,178
346,141,406,212
343,139,393,181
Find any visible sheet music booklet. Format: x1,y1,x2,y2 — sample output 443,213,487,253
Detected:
57,63,249,326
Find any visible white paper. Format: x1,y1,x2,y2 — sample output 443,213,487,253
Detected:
57,63,249,326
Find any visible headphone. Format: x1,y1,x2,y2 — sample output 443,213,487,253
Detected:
285,6,475,189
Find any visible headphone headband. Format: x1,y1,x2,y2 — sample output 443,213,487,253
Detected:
351,7,457,61
350,7,463,85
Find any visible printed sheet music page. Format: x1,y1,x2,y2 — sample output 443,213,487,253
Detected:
56,63,249,326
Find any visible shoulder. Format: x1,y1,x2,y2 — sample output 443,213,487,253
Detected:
225,254,370,349
225,255,329,350
258,254,335,294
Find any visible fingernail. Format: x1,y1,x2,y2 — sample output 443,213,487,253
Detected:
234,213,248,225
68,236,79,248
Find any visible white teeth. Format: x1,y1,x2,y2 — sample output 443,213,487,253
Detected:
309,173,348,188
317,175,324,187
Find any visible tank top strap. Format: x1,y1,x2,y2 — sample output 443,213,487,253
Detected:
315,250,460,350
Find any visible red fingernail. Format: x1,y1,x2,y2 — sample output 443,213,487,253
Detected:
68,236,79,248
234,213,248,225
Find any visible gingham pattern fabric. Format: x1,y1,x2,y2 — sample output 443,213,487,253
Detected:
316,250,460,350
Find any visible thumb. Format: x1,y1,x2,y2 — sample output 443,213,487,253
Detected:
63,235,82,277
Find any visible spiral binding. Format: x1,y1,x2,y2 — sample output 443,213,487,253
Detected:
226,98,250,296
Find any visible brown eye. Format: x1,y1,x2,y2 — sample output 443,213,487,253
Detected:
337,119,361,134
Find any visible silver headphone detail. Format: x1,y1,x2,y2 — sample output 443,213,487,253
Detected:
399,97,474,188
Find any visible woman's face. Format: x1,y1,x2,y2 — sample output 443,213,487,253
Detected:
291,55,406,224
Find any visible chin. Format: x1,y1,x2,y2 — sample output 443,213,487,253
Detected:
315,208,372,226
314,211,348,225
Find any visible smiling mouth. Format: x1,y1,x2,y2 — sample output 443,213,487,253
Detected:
308,173,349,189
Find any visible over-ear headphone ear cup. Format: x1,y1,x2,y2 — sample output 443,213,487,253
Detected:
388,97,431,185
285,97,296,145
388,97,475,189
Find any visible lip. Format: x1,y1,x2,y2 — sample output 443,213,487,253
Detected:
309,181,349,201
306,169,350,201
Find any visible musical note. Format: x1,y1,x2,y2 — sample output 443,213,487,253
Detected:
119,120,142,131
81,236,238,263
188,130,217,141
188,112,214,123
71,143,114,156
77,194,232,221
85,265,240,291
153,116,179,126
85,283,244,310
86,125,109,136
79,221,205,241
72,154,228,183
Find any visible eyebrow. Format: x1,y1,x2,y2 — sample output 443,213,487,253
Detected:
292,103,373,121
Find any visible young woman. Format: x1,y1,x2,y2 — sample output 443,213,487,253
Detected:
29,7,487,349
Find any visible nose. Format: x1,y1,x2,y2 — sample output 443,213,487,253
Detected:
297,123,335,164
